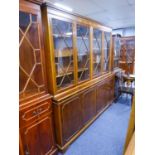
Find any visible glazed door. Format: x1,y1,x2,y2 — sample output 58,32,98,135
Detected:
19,4,46,101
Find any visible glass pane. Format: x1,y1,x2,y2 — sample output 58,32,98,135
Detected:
104,32,111,72
77,24,90,82
31,64,44,85
25,80,38,96
35,50,41,63
93,29,102,76
19,11,45,98
19,67,28,92
19,11,30,32
51,18,74,89
126,39,135,63
32,14,37,22
113,35,121,68
19,38,35,74
26,23,39,49
19,29,23,43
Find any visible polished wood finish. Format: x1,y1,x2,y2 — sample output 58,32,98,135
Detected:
124,132,135,155
19,0,47,102
19,1,57,154
52,74,115,151
42,3,113,95
61,97,83,143
26,0,44,5
41,2,115,152
82,88,96,125
124,96,135,154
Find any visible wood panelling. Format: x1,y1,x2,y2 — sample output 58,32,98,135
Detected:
61,97,83,143
96,83,108,113
82,88,96,124
20,120,41,155
39,116,56,155
20,98,57,155
52,74,115,151
40,2,115,153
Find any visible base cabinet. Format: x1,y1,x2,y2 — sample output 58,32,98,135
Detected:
53,75,115,152
82,88,96,125
61,97,83,144
20,99,57,155
96,83,108,113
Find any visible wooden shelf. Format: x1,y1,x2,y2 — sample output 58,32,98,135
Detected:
78,68,89,72
55,50,73,58
56,71,73,78
56,68,89,78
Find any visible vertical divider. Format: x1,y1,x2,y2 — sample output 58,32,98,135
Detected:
73,21,78,85
109,32,113,71
42,7,57,94
90,26,93,79
101,31,105,74
111,36,115,71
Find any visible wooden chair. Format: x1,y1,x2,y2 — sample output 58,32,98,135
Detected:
118,73,135,104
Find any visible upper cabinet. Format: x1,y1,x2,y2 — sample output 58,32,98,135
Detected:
93,29,102,77
42,3,113,94
19,1,47,102
77,24,90,82
51,18,74,89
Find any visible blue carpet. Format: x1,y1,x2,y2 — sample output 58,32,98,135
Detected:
59,95,132,155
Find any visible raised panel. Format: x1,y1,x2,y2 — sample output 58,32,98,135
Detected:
109,79,115,102
39,116,56,155
82,88,96,124
61,97,82,143
96,83,107,113
20,115,56,155
106,79,114,105
20,122,41,155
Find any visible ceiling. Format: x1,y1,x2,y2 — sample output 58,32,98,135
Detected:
48,0,135,29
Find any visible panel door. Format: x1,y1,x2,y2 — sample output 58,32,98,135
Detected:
20,122,41,155
61,97,83,143
96,83,108,113
39,115,56,155
20,115,55,155
82,88,96,125
109,79,115,102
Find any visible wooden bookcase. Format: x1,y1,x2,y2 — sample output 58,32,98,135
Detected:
119,36,135,74
41,2,115,152
19,0,57,155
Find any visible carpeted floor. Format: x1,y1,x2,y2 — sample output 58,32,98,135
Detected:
58,94,132,155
